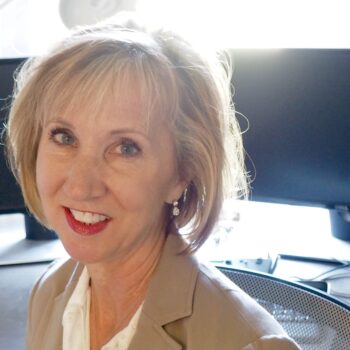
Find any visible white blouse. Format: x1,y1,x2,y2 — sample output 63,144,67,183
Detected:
62,267,142,350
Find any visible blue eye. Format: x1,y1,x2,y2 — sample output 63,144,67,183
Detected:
49,128,75,146
117,140,140,156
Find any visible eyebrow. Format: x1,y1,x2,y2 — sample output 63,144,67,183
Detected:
46,118,150,140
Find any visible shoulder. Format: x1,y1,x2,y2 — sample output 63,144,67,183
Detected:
196,261,288,333
30,258,80,302
26,259,81,349
27,258,81,331
195,262,283,332
167,257,299,349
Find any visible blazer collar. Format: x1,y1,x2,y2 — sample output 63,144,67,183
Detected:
142,233,198,324
129,233,199,349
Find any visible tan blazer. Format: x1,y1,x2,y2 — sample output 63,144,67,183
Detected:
26,233,300,350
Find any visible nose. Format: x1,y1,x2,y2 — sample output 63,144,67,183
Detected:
63,154,107,201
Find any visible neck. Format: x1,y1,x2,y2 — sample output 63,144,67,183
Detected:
87,232,166,349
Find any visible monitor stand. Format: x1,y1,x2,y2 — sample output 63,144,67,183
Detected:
330,206,350,242
0,213,66,266
24,214,57,240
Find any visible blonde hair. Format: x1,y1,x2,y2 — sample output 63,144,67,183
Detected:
5,14,247,253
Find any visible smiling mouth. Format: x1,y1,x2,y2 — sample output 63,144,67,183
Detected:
69,208,110,224
64,207,111,236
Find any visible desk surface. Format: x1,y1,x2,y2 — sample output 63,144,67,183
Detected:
199,200,350,305
0,263,50,350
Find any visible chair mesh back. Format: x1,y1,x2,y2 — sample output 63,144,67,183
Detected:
218,267,350,350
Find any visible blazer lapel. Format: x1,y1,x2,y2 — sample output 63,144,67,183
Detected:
129,233,199,349
128,313,182,350
37,261,83,350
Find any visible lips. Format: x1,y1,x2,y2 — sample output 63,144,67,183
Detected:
64,207,111,236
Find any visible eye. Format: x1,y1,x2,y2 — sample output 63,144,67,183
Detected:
115,139,141,157
49,128,76,146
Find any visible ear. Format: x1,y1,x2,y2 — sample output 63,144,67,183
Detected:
165,178,189,204
165,164,193,204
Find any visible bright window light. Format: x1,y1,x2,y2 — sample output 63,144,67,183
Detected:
138,0,350,49
1,0,350,58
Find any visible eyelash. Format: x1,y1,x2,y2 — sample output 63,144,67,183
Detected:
114,138,141,157
49,128,75,146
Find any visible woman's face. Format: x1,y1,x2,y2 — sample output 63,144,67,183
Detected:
35,88,185,265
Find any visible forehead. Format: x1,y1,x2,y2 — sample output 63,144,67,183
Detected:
42,65,168,130
46,78,174,142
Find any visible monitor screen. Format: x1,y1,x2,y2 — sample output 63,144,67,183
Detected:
232,49,350,208
0,58,26,213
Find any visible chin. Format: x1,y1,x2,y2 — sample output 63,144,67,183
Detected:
63,245,104,265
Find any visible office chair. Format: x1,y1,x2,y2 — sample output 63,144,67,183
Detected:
217,266,350,350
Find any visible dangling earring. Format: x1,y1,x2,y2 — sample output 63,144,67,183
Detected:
172,201,180,217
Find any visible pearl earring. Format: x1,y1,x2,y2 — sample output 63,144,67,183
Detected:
172,201,180,216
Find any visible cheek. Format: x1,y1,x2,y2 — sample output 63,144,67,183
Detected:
114,170,175,215
35,148,58,200
114,178,158,210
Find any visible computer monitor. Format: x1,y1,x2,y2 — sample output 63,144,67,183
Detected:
0,58,25,214
231,49,350,240
0,58,56,239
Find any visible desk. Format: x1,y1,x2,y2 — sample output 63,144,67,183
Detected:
274,257,350,306
0,214,67,265
0,263,50,350
199,200,350,306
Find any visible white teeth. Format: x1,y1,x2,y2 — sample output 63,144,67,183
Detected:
70,209,109,224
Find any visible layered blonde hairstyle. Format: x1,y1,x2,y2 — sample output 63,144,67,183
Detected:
5,14,247,253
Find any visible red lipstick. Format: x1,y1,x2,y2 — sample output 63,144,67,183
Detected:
64,207,110,236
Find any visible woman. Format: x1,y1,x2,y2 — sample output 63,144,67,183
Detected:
6,14,299,350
